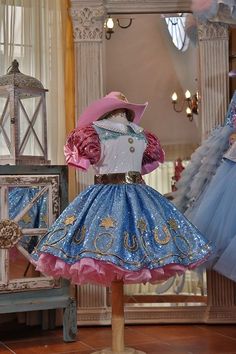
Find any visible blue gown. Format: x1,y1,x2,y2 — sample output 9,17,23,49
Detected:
190,142,236,280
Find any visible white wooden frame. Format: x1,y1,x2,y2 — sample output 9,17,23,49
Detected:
0,174,60,292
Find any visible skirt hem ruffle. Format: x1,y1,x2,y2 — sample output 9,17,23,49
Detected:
32,253,208,286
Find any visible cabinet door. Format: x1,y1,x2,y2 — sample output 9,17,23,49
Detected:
0,165,67,292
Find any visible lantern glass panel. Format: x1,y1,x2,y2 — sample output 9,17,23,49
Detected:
19,96,45,157
0,96,11,156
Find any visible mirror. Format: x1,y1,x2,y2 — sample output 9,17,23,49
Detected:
0,166,67,292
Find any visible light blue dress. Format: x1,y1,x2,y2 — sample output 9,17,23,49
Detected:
190,141,236,280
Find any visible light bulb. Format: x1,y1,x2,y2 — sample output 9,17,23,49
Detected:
171,92,178,102
185,90,191,99
186,107,192,116
106,17,114,29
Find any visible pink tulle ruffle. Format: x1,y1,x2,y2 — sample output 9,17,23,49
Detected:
33,254,206,286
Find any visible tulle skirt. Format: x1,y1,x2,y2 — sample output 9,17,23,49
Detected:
173,125,233,213
31,183,211,286
190,159,236,276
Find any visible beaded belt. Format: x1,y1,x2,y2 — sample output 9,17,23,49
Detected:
94,171,145,185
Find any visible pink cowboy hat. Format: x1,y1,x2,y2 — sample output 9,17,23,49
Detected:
77,91,148,128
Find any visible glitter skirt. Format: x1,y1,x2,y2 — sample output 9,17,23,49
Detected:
31,182,212,285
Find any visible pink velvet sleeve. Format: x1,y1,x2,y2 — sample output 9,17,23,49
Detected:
142,130,165,175
64,125,101,171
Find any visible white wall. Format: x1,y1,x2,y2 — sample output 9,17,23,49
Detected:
105,14,201,146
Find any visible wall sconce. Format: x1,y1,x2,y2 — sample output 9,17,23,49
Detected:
171,90,199,121
104,16,133,40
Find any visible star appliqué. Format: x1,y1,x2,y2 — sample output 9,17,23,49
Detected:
21,213,32,224
100,217,117,229
64,215,77,225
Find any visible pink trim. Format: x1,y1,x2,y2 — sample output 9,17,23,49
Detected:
32,254,208,286
64,125,101,170
64,145,90,171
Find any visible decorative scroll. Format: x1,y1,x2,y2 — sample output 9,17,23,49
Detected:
70,6,105,42
0,219,22,249
198,21,228,41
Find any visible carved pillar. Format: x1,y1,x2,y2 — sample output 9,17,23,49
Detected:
198,23,236,323
69,0,107,314
70,0,105,193
70,0,105,117
198,22,229,138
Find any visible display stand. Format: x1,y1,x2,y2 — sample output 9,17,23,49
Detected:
93,280,145,354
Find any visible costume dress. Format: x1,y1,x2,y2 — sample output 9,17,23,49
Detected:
32,114,211,286
190,140,236,280
173,91,236,214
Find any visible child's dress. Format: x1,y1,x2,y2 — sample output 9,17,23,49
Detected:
32,116,212,286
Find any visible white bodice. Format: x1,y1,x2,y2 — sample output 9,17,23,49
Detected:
93,117,147,174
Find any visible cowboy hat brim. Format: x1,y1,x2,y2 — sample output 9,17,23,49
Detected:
77,96,148,128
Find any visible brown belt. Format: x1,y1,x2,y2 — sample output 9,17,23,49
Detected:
94,171,145,185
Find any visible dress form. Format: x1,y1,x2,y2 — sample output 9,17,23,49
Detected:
93,112,145,354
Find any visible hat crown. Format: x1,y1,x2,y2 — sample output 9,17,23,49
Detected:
105,91,128,102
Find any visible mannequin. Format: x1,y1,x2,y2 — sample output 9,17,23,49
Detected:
31,92,212,353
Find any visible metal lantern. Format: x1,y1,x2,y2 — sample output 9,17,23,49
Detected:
0,60,49,165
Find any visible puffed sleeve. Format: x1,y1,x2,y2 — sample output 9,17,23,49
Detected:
64,124,101,171
142,130,165,175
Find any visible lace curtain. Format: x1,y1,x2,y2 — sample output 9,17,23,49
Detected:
0,0,66,164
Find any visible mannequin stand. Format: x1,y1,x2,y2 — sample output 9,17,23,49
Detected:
92,280,146,354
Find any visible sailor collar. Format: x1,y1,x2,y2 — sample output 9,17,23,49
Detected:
93,119,143,134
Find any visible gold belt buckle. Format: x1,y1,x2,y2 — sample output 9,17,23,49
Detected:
125,171,137,183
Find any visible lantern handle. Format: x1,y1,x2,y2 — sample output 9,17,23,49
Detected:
7,60,21,74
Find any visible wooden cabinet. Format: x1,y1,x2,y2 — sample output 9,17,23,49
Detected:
0,165,77,341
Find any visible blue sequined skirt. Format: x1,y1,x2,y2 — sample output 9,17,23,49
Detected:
32,183,211,285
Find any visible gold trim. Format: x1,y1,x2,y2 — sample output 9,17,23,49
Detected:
94,232,114,253
124,232,138,252
153,225,171,245
73,226,86,244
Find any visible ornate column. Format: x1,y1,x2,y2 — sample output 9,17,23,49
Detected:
198,22,229,138
69,0,107,317
70,0,105,116
70,0,105,192
198,23,236,323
